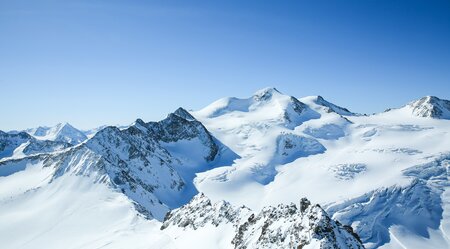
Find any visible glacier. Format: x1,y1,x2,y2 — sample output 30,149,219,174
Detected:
0,88,449,249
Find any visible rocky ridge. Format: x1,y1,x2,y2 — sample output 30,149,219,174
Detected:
162,194,364,249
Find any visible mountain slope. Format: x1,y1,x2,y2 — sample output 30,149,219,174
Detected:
0,131,71,160
161,193,364,249
1,88,449,249
192,88,353,201
383,96,450,120
406,96,450,119
0,107,237,220
23,122,88,145
192,89,450,248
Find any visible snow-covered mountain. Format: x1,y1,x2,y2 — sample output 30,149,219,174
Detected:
0,131,71,160
82,124,130,138
1,108,235,220
0,88,449,249
192,88,450,248
22,122,88,145
161,193,364,248
402,96,450,119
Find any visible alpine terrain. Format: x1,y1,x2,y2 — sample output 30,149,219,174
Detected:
0,88,449,249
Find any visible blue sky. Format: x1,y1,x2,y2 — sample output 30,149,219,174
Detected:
1,0,449,130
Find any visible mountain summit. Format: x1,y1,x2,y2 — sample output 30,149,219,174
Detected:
25,122,88,145
162,193,364,249
406,96,450,119
1,89,449,249
252,87,282,101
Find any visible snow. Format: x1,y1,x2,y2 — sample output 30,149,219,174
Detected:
165,223,237,249
400,96,450,119
0,160,51,200
0,87,449,248
24,122,88,144
192,88,450,248
0,172,173,249
161,193,363,248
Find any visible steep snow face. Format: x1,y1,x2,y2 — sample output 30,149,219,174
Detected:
1,88,449,249
406,96,450,119
145,108,220,163
0,171,174,249
24,123,88,145
383,96,450,120
192,88,332,186
162,193,364,249
0,108,235,221
308,95,358,116
0,131,32,159
195,87,317,127
327,155,449,249
192,88,351,202
274,133,326,165
193,89,450,248
0,131,71,160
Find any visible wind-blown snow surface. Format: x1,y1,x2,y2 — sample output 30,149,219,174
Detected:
192,88,450,248
0,109,240,249
1,88,449,249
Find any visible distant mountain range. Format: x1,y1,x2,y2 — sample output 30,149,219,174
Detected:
0,88,449,249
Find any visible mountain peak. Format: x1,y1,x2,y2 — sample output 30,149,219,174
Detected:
253,87,282,101
306,95,355,116
416,95,443,104
407,95,450,119
173,107,196,121
26,122,88,145
56,122,69,127
134,118,146,126
316,95,326,102
56,122,77,131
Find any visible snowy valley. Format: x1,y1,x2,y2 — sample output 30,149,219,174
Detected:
0,88,449,249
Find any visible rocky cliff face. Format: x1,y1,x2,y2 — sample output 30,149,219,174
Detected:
142,107,219,162
0,131,71,160
0,108,231,220
406,96,450,119
162,194,364,249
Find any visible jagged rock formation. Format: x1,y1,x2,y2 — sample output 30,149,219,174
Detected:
0,108,234,220
161,193,252,230
1,89,449,249
0,131,71,160
274,133,326,164
143,107,219,162
406,96,450,119
162,193,364,249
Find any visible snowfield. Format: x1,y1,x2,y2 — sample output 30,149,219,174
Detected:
0,87,449,248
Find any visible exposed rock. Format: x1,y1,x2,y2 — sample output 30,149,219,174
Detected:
0,131,71,160
162,193,365,249
315,96,356,116
406,96,450,119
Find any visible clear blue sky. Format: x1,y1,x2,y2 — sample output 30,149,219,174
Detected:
1,0,449,130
